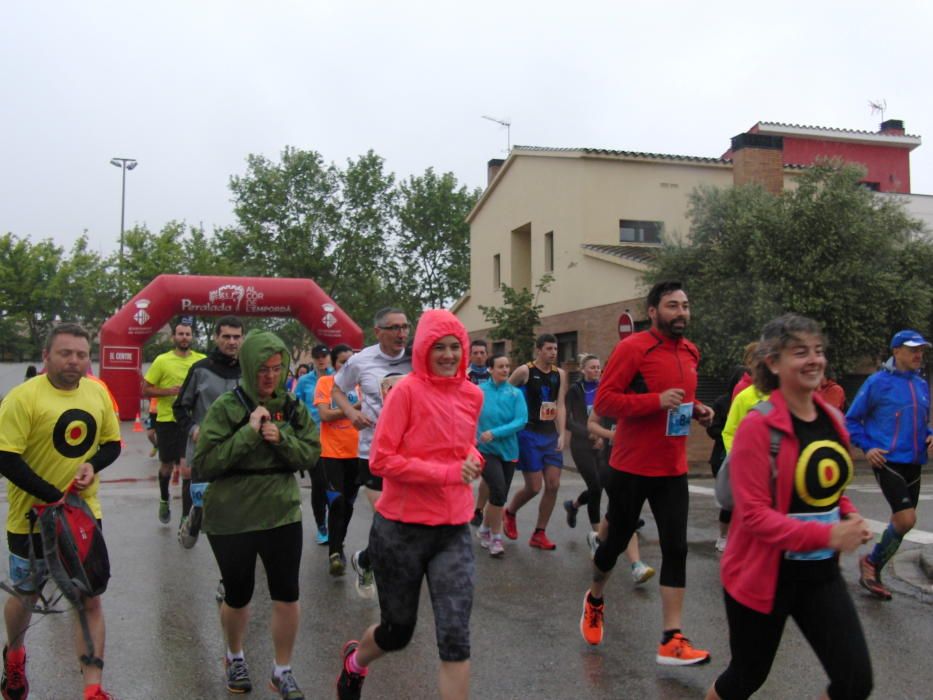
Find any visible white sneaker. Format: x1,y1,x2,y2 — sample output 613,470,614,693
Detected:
631,560,655,585
586,531,599,559
477,528,492,549
715,536,728,553
488,537,505,558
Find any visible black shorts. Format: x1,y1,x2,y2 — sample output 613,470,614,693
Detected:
155,421,186,464
874,462,922,513
357,458,383,492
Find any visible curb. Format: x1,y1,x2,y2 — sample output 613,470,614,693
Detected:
890,548,933,604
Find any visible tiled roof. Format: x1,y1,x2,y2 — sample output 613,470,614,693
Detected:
581,243,659,265
514,145,729,165
756,121,921,140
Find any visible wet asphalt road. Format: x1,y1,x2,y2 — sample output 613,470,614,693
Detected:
3,428,932,699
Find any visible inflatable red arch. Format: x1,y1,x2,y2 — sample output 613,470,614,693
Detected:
99,274,364,420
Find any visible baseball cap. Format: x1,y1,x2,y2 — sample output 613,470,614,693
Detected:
311,343,330,358
890,330,931,349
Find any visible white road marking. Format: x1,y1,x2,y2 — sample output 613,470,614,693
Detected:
688,485,933,544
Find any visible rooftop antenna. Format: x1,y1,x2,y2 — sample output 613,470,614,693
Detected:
482,115,511,153
868,99,887,124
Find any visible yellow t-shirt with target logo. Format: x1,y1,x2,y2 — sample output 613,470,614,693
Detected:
0,376,121,534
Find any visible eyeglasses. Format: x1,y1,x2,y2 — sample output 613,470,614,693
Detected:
378,324,410,333
257,365,284,376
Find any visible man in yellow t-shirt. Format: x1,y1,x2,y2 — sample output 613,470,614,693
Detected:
143,320,205,526
0,323,121,700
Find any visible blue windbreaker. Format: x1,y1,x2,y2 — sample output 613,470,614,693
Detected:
846,357,932,465
476,379,528,461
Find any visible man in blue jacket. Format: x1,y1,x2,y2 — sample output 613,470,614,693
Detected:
846,329,933,600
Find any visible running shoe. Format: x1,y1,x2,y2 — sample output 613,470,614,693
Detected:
179,506,203,549
148,446,158,458
714,536,727,553
215,579,226,606
503,509,518,540
83,684,116,700
470,509,483,527
488,537,505,558
563,500,578,528
631,561,655,585
329,552,346,577
269,668,304,700
350,551,376,598
315,525,329,546
1,645,28,700
224,656,252,694
656,633,711,666
586,531,600,559
579,591,604,645
158,499,170,524
859,555,893,600
529,530,556,550
477,528,492,549
336,641,367,700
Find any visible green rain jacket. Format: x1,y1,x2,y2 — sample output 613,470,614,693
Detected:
193,330,320,535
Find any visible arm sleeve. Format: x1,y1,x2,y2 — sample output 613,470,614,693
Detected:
0,451,63,503
844,376,875,451
489,390,528,440
593,341,661,419
565,385,590,439
370,385,465,485
87,441,121,473
173,365,199,433
730,416,834,552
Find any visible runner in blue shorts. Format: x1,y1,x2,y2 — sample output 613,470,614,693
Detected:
502,334,567,550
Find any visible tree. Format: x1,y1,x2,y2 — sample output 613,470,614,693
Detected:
645,159,928,377
479,273,553,366
393,168,481,310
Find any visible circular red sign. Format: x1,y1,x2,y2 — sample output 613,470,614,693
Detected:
618,312,635,339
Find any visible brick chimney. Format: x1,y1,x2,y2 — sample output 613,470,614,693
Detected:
731,133,784,194
487,158,505,186
880,119,905,136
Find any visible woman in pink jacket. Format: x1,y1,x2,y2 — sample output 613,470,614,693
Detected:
706,314,873,700
336,309,484,700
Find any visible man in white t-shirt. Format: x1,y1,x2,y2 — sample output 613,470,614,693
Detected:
332,307,412,596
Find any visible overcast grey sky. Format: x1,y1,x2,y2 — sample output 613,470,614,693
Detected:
3,1,931,255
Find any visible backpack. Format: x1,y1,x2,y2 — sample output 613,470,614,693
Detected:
713,401,780,511
29,488,110,669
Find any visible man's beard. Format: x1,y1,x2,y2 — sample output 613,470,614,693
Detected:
657,316,687,337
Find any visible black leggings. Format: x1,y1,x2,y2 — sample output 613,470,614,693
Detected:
714,572,872,699
480,454,516,507
323,457,360,556
570,439,609,525
310,458,328,528
594,470,688,587
207,521,303,607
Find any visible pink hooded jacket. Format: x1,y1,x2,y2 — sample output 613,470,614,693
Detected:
370,309,484,526
720,389,857,614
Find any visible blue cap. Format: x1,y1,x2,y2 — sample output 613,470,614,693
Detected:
890,330,930,349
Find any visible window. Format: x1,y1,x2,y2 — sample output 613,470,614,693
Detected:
619,219,663,244
556,331,578,366
492,341,506,356
493,254,501,289
544,231,554,272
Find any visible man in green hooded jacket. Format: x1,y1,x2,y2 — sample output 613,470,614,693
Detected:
194,330,320,700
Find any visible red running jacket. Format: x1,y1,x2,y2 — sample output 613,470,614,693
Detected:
594,329,705,477
370,309,484,526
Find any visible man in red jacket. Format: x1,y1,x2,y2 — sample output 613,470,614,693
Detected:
579,281,714,666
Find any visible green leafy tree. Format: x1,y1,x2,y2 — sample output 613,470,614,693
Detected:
645,159,928,377
393,168,481,310
479,273,554,366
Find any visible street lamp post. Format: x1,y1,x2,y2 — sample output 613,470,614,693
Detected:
110,157,137,305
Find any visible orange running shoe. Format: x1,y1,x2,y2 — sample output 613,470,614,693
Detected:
656,633,711,666
579,591,604,645
503,509,518,540
529,530,556,550
859,555,892,600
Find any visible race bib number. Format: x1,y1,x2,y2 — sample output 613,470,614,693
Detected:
665,402,693,437
539,401,557,422
785,508,839,561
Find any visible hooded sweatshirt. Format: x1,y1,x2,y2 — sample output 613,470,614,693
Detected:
370,309,484,526
193,330,320,535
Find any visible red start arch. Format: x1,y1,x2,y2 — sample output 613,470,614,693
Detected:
99,274,364,419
